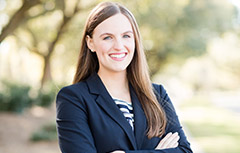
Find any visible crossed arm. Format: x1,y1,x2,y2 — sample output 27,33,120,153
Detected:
113,132,180,153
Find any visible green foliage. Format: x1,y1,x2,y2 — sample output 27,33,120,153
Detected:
0,0,238,83
0,81,56,113
30,122,57,141
127,0,237,75
34,88,56,107
0,81,33,113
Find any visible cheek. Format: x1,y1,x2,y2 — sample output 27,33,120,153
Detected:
126,40,135,52
96,42,113,54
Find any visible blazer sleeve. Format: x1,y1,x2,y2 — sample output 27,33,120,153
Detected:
125,84,193,153
56,86,97,153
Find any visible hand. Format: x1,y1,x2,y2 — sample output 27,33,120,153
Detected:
111,150,125,153
155,132,180,150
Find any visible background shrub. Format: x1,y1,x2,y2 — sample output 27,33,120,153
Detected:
0,81,57,113
0,81,33,113
30,122,57,141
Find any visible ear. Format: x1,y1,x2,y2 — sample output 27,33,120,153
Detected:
86,35,95,52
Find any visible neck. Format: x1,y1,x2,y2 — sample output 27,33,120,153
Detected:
97,70,131,102
98,70,128,90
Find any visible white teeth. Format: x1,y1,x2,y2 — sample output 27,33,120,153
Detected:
110,53,126,58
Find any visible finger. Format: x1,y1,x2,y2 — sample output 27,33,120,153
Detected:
162,132,179,148
172,142,179,148
169,137,179,148
164,132,179,148
156,132,172,149
158,133,172,147
166,133,180,148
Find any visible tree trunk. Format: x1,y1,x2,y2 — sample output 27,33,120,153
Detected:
39,1,82,88
41,55,52,89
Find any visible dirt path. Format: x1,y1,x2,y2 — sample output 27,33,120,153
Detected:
0,105,59,153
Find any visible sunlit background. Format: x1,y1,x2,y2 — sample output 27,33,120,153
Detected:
0,0,240,153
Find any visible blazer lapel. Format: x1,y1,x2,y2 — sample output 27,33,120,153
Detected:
86,73,137,149
130,85,147,149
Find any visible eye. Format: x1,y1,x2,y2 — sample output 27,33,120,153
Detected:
123,34,131,38
103,36,112,40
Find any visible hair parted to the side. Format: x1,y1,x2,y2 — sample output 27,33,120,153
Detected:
73,2,166,138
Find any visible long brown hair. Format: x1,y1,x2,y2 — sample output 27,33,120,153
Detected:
73,2,166,138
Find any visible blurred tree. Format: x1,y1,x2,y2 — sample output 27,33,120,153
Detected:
130,0,236,76
0,0,237,86
0,0,96,88
22,0,83,88
0,0,41,42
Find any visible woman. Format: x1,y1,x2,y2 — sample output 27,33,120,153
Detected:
56,2,192,153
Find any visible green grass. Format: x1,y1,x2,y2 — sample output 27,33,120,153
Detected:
180,96,240,153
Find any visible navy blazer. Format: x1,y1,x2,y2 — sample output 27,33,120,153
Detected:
56,73,192,153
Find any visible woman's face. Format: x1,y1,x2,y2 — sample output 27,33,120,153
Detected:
87,13,135,75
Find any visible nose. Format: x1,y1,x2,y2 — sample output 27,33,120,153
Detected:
113,38,124,51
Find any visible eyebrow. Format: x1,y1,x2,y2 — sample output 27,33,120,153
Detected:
99,31,133,37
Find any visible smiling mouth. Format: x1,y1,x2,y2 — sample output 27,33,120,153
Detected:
109,53,127,61
110,53,126,58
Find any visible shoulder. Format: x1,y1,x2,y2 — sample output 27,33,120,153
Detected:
57,81,88,98
56,81,91,115
152,83,169,103
152,83,175,112
152,83,165,93
56,81,90,108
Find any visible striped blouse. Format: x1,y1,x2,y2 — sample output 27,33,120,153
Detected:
113,98,134,130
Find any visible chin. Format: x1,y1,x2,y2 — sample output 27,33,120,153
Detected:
111,67,128,73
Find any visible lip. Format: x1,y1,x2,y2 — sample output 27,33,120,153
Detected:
109,52,127,61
